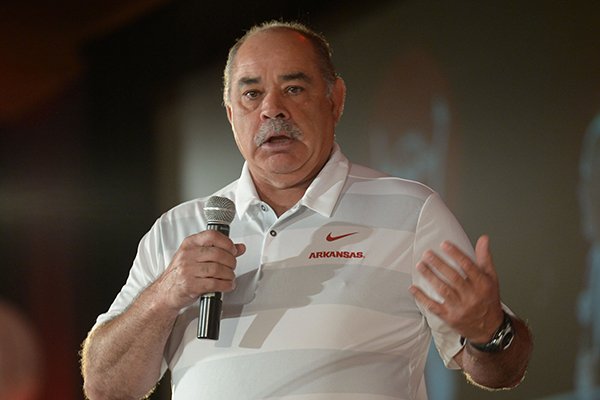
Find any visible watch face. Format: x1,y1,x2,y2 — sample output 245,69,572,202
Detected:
500,329,515,350
466,313,514,353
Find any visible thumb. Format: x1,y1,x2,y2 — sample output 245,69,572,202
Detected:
475,234,494,274
234,243,246,257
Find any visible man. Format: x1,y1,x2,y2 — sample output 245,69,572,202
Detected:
81,21,532,400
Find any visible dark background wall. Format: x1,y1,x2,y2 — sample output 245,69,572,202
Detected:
1,1,599,399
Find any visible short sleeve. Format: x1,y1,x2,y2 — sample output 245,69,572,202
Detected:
412,192,475,368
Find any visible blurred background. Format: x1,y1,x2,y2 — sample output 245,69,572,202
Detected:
1,0,599,399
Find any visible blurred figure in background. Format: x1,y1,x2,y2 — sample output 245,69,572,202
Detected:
0,301,42,400
577,113,600,400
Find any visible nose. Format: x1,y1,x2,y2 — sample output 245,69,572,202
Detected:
260,91,289,121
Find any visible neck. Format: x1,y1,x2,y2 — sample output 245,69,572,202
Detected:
255,182,308,217
249,150,333,216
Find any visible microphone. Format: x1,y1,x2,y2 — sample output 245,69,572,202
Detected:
197,196,236,340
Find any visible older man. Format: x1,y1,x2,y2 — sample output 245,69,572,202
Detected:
81,21,532,400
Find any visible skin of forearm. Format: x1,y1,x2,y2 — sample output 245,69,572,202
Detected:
81,284,179,400
459,316,533,390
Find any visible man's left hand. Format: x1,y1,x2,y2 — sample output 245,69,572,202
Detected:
410,235,504,343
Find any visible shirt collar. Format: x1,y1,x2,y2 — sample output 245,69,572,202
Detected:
234,142,349,219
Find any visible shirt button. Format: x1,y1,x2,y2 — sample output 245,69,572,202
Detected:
260,204,268,212
269,230,277,237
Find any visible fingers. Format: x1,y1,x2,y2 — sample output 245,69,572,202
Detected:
185,229,240,255
421,250,467,286
413,250,469,320
438,241,480,279
179,230,242,277
439,238,497,283
416,258,464,307
409,285,445,316
156,231,246,310
411,236,503,340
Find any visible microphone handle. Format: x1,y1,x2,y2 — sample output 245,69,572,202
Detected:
197,223,230,340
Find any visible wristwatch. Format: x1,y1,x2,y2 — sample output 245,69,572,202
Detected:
461,312,515,353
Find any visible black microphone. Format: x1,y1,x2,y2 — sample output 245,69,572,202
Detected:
197,196,236,340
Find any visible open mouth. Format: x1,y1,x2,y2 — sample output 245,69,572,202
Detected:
264,135,292,144
255,119,302,147
258,134,296,149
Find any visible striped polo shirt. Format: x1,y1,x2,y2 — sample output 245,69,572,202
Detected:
96,143,474,399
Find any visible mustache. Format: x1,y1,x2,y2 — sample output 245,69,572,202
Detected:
255,119,303,147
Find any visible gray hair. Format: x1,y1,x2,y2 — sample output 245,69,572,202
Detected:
222,20,337,106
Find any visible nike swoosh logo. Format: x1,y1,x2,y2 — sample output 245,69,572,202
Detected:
326,232,358,242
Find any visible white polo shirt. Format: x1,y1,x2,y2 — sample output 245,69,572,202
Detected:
96,144,474,400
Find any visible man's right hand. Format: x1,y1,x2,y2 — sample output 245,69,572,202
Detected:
153,230,246,312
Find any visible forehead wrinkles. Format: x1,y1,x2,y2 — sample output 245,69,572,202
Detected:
232,31,319,80
231,56,318,94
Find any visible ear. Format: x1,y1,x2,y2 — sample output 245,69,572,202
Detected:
226,103,233,125
331,77,347,124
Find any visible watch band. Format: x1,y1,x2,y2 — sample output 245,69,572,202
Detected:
461,312,515,353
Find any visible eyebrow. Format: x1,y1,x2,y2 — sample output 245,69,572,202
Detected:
238,76,260,87
237,72,313,88
281,72,312,83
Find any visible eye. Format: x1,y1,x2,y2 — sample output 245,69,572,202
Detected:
243,90,261,100
285,86,304,95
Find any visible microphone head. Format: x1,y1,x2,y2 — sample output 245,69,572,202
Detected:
203,196,236,225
